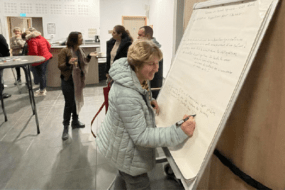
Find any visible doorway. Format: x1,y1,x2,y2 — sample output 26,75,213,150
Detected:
122,16,147,40
7,17,43,39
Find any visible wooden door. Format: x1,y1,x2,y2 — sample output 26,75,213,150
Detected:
122,16,147,40
7,17,32,39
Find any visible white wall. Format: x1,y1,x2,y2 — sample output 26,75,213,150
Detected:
148,0,175,77
100,0,175,78
0,0,176,78
0,0,100,43
100,0,149,54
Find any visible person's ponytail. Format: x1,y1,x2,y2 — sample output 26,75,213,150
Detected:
125,30,133,42
114,25,133,42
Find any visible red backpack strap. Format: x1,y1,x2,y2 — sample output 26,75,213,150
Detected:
91,102,105,138
91,82,111,138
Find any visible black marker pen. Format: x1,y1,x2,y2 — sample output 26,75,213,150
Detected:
176,114,196,127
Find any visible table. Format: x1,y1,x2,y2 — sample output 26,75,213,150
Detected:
0,56,45,134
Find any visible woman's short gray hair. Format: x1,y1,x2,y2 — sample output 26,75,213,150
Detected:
127,39,163,71
13,27,22,33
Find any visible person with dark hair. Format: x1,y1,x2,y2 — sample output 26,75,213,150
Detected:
58,31,96,141
10,27,25,85
138,26,163,99
0,34,11,99
21,32,28,56
26,27,53,96
106,25,133,81
96,40,196,189
137,26,153,40
0,34,10,57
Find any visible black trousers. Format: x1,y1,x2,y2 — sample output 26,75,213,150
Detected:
112,171,151,190
61,77,78,126
14,54,22,81
150,59,163,99
15,67,21,80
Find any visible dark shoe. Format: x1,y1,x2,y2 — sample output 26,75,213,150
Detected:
71,120,85,129
2,93,11,99
14,80,21,85
62,125,69,140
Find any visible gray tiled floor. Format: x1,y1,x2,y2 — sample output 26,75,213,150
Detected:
0,68,184,190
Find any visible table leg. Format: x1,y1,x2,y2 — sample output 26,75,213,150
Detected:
23,66,40,134
25,70,34,113
23,66,34,111
0,69,7,122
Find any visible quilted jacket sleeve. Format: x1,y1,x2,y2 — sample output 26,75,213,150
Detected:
10,37,25,50
116,95,189,148
28,41,38,56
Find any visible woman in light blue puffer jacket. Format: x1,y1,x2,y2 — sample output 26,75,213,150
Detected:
96,40,196,190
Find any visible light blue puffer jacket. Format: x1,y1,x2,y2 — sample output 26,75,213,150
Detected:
96,58,188,176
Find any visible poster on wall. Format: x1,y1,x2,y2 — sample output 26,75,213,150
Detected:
47,23,56,34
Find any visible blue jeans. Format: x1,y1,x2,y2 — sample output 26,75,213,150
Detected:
33,59,49,90
112,171,151,190
61,77,78,126
30,66,40,85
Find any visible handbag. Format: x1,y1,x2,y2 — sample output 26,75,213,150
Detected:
91,82,111,138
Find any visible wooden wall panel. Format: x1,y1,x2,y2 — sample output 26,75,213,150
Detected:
183,0,285,189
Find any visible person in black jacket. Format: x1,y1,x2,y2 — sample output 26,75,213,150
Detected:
106,25,133,81
138,26,163,99
0,34,11,99
21,32,29,56
0,34,10,57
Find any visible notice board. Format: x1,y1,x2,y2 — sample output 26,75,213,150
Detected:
155,0,279,187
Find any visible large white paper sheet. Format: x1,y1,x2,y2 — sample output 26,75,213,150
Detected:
156,0,273,180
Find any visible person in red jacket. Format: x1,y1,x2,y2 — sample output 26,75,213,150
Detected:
25,27,53,96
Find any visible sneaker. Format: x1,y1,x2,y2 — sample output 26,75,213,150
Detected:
32,83,40,89
14,80,22,85
34,89,40,96
2,93,11,99
40,89,47,95
34,89,47,96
